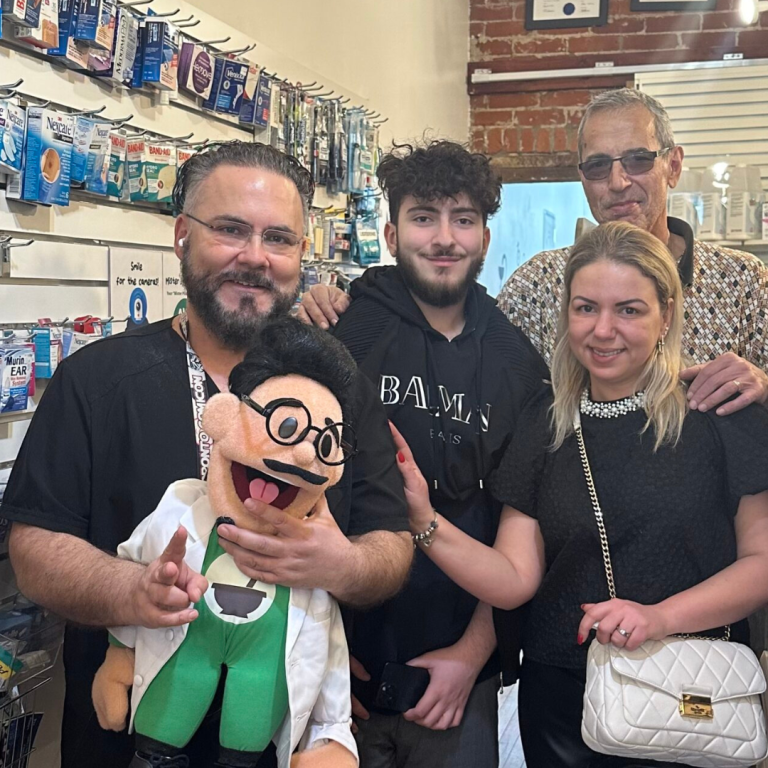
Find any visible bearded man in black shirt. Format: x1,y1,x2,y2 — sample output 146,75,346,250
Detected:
1,142,412,768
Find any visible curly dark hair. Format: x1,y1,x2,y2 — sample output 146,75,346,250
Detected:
172,141,314,221
228,317,357,422
376,140,502,225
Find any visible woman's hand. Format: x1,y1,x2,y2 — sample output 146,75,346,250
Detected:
577,598,670,652
389,422,435,534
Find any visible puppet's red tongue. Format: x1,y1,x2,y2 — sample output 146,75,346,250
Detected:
249,478,280,505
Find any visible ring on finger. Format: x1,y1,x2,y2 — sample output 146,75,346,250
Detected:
592,622,600,630
733,380,742,392
616,627,631,638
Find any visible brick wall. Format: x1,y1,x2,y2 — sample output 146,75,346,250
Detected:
469,0,767,180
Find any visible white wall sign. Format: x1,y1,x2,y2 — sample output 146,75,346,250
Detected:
163,251,187,318
109,247,164,329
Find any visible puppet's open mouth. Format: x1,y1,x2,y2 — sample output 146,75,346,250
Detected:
230,462,300,510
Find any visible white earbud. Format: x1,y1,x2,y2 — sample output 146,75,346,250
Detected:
178,237,186,247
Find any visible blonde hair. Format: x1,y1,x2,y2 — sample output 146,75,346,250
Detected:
550,221,687,451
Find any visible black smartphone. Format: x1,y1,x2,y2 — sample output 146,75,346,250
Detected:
372,662,431,713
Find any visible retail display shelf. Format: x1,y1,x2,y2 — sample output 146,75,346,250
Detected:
0,411,33,425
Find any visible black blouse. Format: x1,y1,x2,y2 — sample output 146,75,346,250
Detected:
491,388,768,669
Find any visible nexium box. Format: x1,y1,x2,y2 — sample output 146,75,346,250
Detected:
21,107,74,206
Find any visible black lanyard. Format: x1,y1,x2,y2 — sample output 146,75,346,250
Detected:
179,313,212,481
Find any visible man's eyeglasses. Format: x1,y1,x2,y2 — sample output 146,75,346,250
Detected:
239,395,357,467
578,148,673,182
184,213,304,255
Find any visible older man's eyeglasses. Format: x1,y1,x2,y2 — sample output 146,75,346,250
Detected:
578,148,673,182
239,395,357,467
184,213,303,255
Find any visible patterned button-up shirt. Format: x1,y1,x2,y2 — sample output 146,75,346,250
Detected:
497,217,768,369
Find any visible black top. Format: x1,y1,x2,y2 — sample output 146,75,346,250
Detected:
334,266,549,706
491,388,768,670
0,319,408,767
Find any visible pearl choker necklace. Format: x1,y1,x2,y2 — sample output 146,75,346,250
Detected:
579,388,646,419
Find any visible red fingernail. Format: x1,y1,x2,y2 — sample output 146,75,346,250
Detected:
577,634,583,645
398,452,405,463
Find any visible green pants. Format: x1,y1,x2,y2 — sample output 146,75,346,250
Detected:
133,528,290,753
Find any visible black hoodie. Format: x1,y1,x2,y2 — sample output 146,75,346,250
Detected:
334,266,549,708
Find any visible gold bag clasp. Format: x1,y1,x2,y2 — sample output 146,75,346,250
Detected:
679,693,713,719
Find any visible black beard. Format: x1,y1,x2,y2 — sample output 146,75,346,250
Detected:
181,243,298,351
396,248,484,308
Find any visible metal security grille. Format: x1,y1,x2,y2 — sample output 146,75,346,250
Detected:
636,61,768,196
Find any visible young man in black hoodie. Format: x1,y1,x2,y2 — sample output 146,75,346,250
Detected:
302,141,549,768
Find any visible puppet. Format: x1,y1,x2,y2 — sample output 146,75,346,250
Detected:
91,317,359,768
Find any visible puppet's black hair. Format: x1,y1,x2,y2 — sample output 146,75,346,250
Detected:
228,317,357,421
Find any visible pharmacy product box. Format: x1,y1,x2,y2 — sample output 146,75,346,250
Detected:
698,193,726,240
83,121,110,195
74,0,115,51
214,59,249,115
0,100,25,175
238,64,260,125
201,57,226,111
144,142,176,203
0,346,34,413
21,107,74,206
48,0,77,56
111,8,139,85
70,116,95,185
176,145,195,168
178,41,214,100
727,191,763,240
106,130,126,200
32,327,62,378
126,136,146,201
668,193,699,237
253,72,272,127
142,19,178,91
763,202,768,242
14,0,59,48
2,0,41,27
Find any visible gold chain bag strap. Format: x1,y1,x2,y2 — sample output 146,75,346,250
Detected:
574,412,768,767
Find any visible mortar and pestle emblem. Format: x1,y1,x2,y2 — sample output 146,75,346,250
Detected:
212,579,266,618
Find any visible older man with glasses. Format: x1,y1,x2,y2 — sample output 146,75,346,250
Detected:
498,87,768,418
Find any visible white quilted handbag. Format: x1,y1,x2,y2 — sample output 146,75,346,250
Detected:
574,413,768,767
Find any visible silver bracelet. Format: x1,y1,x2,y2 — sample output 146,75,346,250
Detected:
412,510,439,549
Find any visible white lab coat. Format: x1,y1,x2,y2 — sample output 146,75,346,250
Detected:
110,479,358,768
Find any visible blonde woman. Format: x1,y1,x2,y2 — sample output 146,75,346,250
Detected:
392,222,768,767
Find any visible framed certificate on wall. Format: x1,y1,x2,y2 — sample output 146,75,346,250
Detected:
629,0,716,9
525,0,609,29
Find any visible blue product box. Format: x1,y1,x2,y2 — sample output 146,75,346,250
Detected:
253,72,272,127
70,116,94,185
238,65,260,125
201,57,226,111
74,0,114,50
142,19,177,91
21,107,74,206
84,121,110,195
48,0,76,56
214,60,249,115
0,346,33,413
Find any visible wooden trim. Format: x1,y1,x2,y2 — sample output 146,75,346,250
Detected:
490,153,581,183
470,75,630,94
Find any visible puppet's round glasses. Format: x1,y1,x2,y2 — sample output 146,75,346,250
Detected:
238,395,358,466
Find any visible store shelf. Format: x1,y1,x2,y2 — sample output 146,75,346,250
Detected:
0,412,33,426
